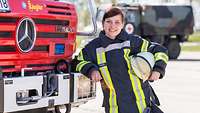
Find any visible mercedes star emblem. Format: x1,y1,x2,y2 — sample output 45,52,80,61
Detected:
16,18,36,52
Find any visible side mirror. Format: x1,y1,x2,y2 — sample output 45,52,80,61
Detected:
76,0,97,36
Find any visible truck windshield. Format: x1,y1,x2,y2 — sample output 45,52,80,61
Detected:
126,10,137,23
125,9,141,28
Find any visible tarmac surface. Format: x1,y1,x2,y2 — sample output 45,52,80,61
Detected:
70,52,200,113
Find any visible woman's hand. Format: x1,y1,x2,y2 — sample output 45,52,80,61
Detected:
91,70,102,82
148,71,160,81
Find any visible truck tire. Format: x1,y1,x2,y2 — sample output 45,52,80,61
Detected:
166,39,181,59
55,60,69,74
55,104,71,113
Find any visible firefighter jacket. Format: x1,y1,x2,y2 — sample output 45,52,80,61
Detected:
72,30,168,113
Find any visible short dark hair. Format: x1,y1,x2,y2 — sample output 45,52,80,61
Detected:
102,7,124,23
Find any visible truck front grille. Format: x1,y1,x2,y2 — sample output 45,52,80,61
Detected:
46,5,72,16
34,19,69,26
0,32,12,38
0,18,17,23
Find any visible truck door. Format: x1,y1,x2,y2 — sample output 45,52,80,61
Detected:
124,7,142,35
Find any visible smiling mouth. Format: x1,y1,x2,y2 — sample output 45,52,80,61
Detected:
109,29,117,32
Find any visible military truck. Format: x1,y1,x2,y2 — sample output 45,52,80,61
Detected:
96,3,194,59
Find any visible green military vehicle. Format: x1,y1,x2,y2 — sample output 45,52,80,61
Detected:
96,3,194,59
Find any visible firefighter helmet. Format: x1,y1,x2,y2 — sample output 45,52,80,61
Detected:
130,52,155,81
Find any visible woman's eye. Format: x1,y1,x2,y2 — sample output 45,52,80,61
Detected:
115,21,120,25
105,20,111,24
105,20,121,25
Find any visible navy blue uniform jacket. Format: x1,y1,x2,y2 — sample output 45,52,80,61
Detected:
72,30,168,113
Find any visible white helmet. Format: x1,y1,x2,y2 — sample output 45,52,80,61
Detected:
130,52,155,81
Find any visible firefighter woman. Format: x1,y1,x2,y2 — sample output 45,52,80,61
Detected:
72,7,168,113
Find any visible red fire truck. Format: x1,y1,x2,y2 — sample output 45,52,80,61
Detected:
0,0,97,113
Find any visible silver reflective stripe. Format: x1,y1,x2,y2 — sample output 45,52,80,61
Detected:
96,47,104,54
123,49,147,113
96,47,118,113
132,74,146,112
101,66,118,113
104,40,130,52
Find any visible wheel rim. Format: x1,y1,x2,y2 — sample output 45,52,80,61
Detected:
55,104,71,113
57,105,67,113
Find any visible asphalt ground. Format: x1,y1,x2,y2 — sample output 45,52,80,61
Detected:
70,52,200,113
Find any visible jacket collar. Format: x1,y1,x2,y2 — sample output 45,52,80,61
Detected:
99,29,129,47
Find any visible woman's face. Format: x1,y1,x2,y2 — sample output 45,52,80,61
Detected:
103,14,124,39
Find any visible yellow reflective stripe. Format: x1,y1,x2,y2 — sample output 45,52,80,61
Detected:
136,78,146,112
124,49,144,112
77,50,84,60
100,66,118,113
155,52,169,64
97,49,118,113
141,39,149,52
76,61,89,72
123,49,146,113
